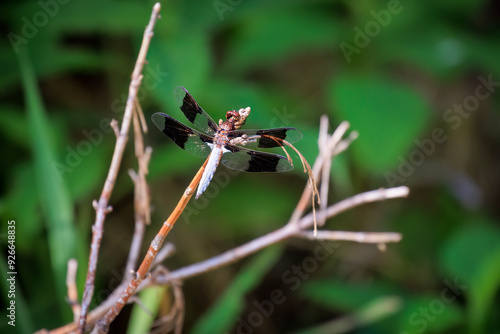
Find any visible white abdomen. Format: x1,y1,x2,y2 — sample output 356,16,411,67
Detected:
196,145,224,199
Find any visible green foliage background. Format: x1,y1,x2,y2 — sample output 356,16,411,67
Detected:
1,0,500,333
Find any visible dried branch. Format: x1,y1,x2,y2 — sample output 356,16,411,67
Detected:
151,243,176,267
93,157,210,333
77,3,162,332
291,125,351,227
125,106,153,277
318,118,352,228
153,185,408,284
297,230,402,243
66,259,80,323
299,186,409,230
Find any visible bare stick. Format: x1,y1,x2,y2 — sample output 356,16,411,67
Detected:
125,108,152,277
44,187,408,334
318,119,351,227
39,281,130,334
318,115,331,228
94,157,210,333
126,170,147,277
297,230,402,243
299,186,410,230
77,3,162,332
151,243,176,267
66,259,80,323
288,118,353,226
153,186,409,284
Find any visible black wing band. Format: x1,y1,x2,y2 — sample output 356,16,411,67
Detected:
174,86,218,134
151,112,213,158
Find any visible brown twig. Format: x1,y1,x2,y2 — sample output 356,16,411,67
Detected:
296,230,402,243
152,185,409,283
66,259,80,323
318,115,331,227
93,157,210,333
125,106,152,277
77,3,162,332
40,281,130,334
288,119,355,227
151,243,176,268
318,119,352,227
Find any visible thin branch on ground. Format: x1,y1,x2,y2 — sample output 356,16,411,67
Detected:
77,3,162,332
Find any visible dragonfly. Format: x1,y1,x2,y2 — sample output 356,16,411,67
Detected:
151,86,302,199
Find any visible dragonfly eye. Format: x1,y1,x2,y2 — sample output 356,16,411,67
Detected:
226,110,239,121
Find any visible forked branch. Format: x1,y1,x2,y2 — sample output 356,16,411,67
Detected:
77,3,162,332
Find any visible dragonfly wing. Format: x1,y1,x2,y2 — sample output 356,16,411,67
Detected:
174,86,218,135
151,112,213,158
221,145,294,173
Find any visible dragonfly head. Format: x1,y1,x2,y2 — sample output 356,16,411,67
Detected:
227,107,251,130
225,110,240,123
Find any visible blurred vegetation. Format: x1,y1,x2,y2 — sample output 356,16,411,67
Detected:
1,0,500,333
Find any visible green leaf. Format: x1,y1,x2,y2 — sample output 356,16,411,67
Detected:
397,296,463,333
440,221,500,333
468,247,500,333
127,286,168,334
191,245,283,334
18,46,76,319
440,222,500,286
330,72,431,174
301,280,398,312
294,296,402,334
302,280,463,333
